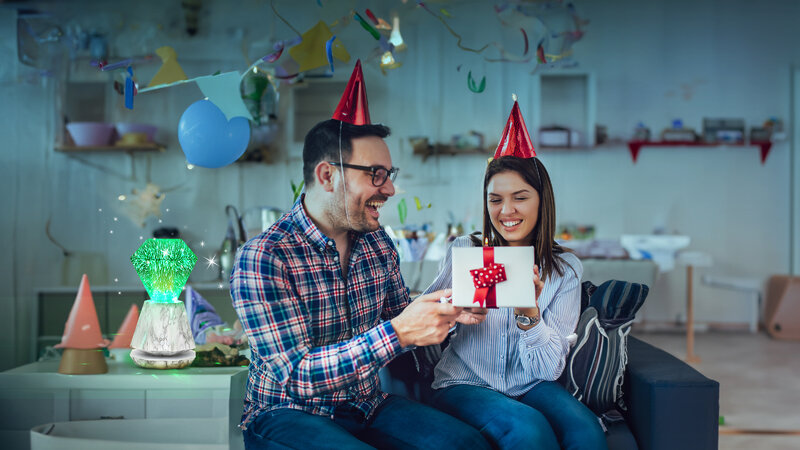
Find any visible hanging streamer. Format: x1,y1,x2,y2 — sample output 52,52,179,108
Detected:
326,35,336,72
414,196,432,210
417,1,531,63
365,9,379,25
521,28,529,55
354,12,381,40
271,0,302,37
417,1,488,54
467,71,486,93
398,198,408,225
124,66,136,109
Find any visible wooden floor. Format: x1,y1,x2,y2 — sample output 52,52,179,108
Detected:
633,330,800,450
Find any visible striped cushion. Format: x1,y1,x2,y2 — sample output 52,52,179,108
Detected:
564,280,649,415
566,307,633,415
589,280,649,326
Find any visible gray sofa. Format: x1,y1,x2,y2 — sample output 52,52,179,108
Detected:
381,333,719,450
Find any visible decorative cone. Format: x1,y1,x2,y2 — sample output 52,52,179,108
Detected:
56,274,108,374
331,60,371,125
55,274,107,350
109,304,139,348
493,100,536,159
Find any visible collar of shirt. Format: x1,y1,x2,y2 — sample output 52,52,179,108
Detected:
291,193,361,254
291,194,332,252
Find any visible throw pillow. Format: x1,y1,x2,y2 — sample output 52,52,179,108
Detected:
564,306,633,416
563,280,650,416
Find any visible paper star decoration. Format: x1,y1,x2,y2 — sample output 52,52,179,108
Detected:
195,71,254,121
289,21,351,72
148,46,188,88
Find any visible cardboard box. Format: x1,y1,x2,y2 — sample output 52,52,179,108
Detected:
452,246,536,308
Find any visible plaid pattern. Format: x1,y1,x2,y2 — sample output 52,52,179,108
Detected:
230,196,410,429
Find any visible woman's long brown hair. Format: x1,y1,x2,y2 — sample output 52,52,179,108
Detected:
469,156,574,282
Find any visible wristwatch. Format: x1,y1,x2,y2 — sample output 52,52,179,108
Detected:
515,312,540,327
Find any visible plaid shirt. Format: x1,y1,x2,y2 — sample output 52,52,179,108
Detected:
230,196,410,429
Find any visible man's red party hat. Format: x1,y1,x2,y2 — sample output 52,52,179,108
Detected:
331,60,371,125
493,98,536,159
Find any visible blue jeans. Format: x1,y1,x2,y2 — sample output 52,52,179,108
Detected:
431,382,608,450
243,395,491,449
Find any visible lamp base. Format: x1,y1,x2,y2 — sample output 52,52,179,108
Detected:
131,300,195,355
130,349,195,369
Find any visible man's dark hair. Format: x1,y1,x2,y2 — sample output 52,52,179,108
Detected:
302,119,391,185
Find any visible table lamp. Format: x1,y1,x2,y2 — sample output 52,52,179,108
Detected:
129,238,198,369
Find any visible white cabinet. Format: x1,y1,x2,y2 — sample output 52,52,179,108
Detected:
70,389,146,420
0,361,247,450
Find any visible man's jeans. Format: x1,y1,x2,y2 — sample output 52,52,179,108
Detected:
431,381,608,450
243,395,491,449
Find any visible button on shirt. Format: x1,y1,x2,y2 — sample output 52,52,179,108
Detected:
230,196,410,429
425,236,582,396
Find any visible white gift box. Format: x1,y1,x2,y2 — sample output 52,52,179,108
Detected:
452,246,536,308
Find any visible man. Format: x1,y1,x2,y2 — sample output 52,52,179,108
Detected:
231,62,489,449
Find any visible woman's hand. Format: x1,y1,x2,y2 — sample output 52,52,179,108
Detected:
514,265,543,327
456,307,489,325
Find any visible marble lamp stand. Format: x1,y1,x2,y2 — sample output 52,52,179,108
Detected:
130,300,195,369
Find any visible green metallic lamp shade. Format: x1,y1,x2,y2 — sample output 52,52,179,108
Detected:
131,239,197,303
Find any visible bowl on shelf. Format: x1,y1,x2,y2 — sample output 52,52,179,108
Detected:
117,132,150,145
115,122,157,143
65,122,114,147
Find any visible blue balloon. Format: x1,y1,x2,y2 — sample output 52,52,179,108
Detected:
178,100,251,168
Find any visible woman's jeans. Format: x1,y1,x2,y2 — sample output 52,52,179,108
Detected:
431,381,608,450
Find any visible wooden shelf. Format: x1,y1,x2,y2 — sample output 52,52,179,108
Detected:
412,143,494,162
55,142,165,153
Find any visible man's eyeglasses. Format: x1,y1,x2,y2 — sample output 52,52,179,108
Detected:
328,162,399,187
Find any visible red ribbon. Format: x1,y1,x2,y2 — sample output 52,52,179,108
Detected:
469,247,507,308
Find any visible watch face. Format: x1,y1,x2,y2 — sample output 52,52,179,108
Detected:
516,315,532,326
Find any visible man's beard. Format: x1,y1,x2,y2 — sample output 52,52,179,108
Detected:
329,185,383,233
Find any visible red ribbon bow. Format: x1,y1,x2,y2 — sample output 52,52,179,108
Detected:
469,247,507,308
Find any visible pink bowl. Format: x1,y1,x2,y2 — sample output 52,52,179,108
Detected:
115,123,158,142
66,122,114,146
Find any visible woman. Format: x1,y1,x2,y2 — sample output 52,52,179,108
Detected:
422,155,607,450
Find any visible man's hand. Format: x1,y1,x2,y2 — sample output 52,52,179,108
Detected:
391,289,462,347
456,307,489,325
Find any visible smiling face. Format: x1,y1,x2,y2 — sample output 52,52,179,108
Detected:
331,135,396,233
486,170,540,247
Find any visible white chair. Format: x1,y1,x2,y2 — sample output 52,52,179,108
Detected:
702,274,762,333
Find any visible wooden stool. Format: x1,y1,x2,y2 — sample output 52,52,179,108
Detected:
677,251,712,363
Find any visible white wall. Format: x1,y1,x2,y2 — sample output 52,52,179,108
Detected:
1,0,798,368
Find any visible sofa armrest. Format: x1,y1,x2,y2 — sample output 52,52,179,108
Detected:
623,336,719,450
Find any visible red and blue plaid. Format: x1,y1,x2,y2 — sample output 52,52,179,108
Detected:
231,197,410,429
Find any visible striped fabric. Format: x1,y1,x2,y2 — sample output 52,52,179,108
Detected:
566,307,633,415
564,280,649,415
422,236,583,396
230,196,410,429
589,280,649,327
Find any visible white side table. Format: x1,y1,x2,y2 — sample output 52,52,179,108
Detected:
0,360,247,450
